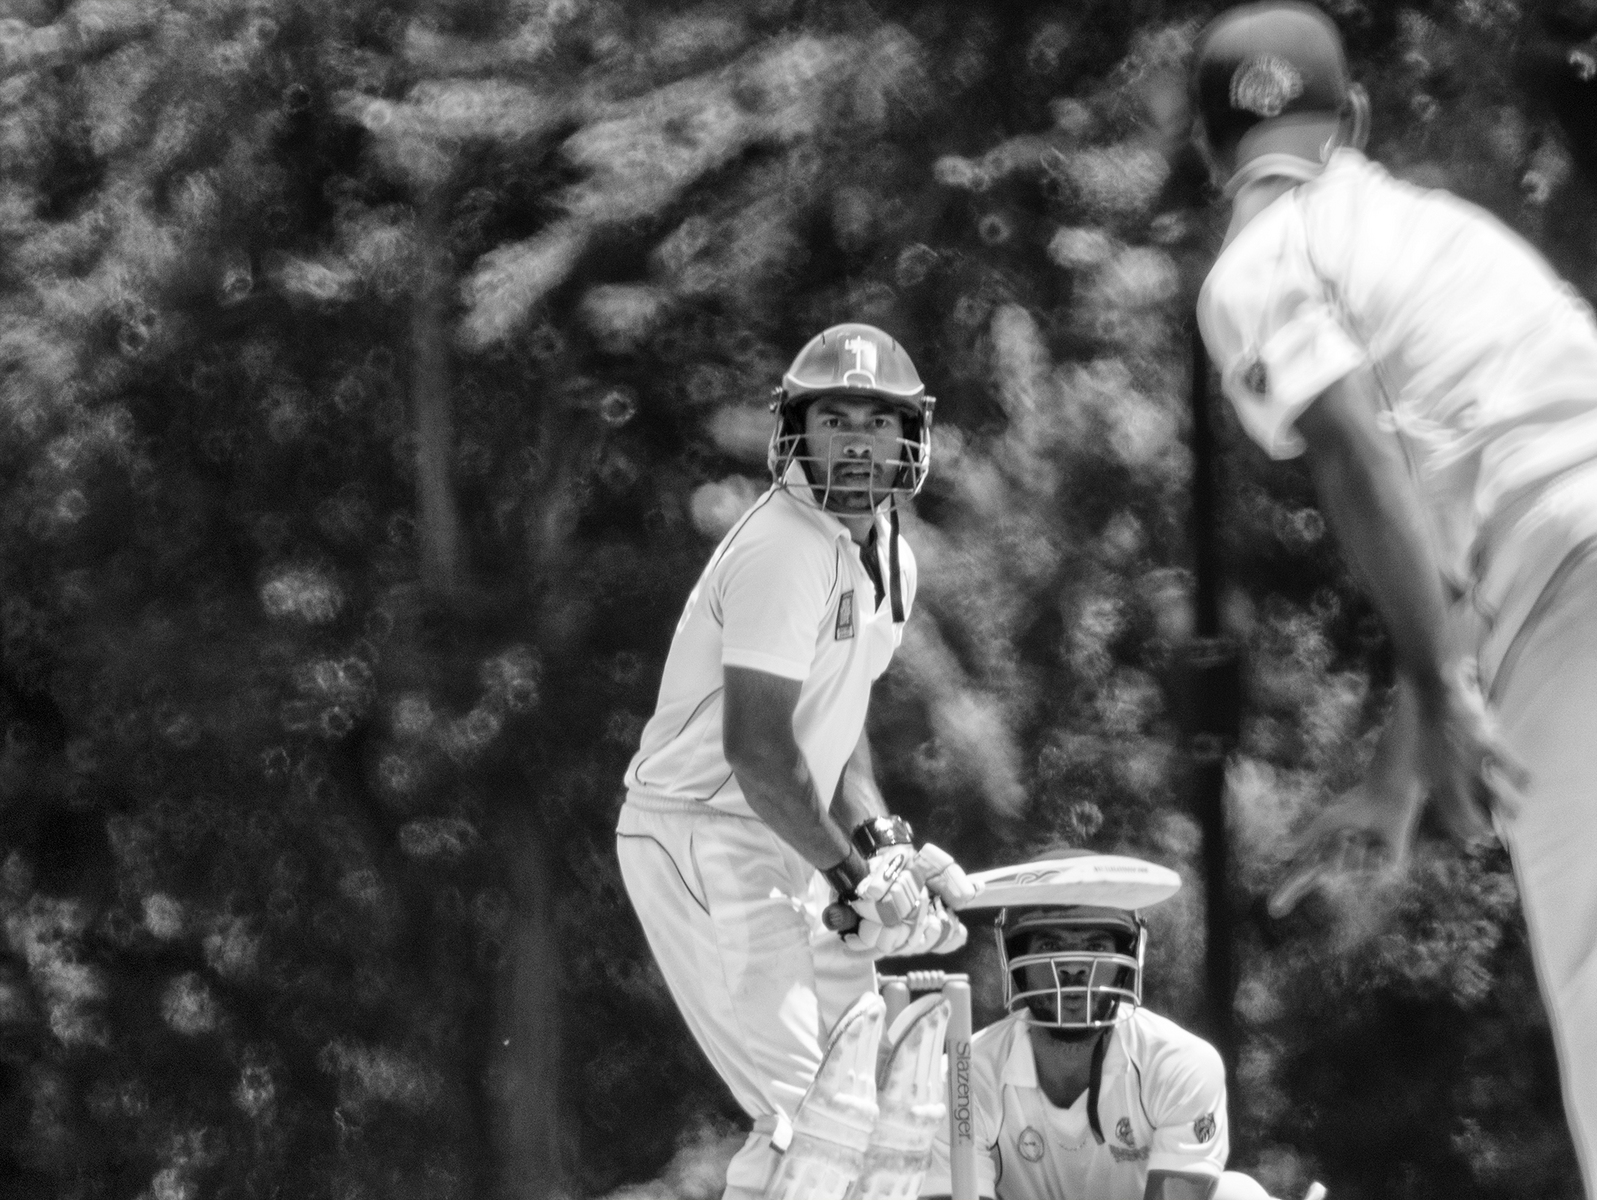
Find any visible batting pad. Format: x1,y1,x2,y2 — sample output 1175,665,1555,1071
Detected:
851,993,952,1200
764,991,885,1200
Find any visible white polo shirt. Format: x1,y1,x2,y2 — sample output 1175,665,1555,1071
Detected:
921,1009,1229,1200
624,465,916,819
1198,149,1597,594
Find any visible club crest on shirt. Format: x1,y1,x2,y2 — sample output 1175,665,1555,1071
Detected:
1017,1126,1045,1163
1194,1112,1217,1144
1230,54,1305,118
1116,1117,1135,1146
835,590,855,640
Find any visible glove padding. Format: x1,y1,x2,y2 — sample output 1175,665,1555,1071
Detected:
839,897,966,958
910,843,981,910
851,845,924,928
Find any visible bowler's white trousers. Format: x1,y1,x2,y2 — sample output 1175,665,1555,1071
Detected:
616,793,877,1199
1474,465,1597,1198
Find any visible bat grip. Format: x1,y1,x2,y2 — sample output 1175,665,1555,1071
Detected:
823,901,862,935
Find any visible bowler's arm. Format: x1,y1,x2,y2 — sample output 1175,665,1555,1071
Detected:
722,665,856,870
1294,367,1457,702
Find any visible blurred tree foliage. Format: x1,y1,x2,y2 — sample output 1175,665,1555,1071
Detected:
1,0,1594,1198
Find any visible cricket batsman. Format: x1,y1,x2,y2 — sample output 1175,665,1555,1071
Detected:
919,849,1291,1200
616,323,980,1200
1192,4,1597,1193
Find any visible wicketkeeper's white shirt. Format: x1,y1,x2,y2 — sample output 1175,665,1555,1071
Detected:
624,464,916,819
1198,149,1597,592
922,1009,1229,1200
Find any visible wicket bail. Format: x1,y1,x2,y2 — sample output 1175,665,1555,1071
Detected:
880,971,976,1200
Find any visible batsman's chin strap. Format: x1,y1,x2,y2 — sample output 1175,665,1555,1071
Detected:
888,499,904,624
862,499,906,624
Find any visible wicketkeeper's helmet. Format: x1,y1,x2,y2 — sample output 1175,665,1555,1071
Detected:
990,847,1152,1031
768,323,935,502
997,900,1146,1031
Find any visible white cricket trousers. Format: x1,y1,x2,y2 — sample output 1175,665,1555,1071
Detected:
1476,466,1597,1199
616,793,877,1200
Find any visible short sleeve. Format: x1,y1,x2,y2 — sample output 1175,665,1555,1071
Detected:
1145,1038,1230,1179
714,523,836,681
920,1041,1000,1199
1198,197,1369,460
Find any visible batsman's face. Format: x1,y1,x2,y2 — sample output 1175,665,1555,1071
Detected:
1022,928,1119,1024
803,397,904,513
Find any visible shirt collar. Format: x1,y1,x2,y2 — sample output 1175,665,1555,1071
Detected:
1002,1015,1041,1088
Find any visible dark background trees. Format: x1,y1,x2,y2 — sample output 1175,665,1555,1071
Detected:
1,0,1594,1197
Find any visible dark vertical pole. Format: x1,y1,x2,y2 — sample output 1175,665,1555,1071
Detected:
1184,323,1241,1082
413,185,466,605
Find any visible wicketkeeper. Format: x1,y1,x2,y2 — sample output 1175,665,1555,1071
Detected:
921,849,1288,1200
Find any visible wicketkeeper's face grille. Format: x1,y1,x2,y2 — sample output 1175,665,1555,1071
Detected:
996,909,1146,1030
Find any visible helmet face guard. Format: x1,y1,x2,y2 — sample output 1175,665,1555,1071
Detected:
768,323,934,510
766,407,934,508
995,906,1146,1031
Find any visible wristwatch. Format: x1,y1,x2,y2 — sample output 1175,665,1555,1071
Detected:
851,815,914,859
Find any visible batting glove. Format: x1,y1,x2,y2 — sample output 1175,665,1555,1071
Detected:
911,843,982,910
833,897,966,958
895,897,967,956
836,911,917,957
845,816,924,927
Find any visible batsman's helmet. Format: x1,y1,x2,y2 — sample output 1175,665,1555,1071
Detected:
768,323,935,503
1191,2,1359,175
991,848,1153,1031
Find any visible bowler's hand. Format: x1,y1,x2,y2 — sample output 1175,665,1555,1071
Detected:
1267,778,1423,917
1413,666,1529,844
1269,668,1529,918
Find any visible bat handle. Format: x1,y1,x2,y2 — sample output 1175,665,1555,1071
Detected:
823,901,861,935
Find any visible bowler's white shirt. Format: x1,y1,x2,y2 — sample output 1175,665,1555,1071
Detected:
1198,149,1597,589
922,1009,1229,1200
624,466,915,818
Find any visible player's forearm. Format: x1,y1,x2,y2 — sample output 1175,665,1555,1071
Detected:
1298,373,1460,705
828,728,889,833
1368,675,1424,796
723,666,857,870
729,743,854,870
